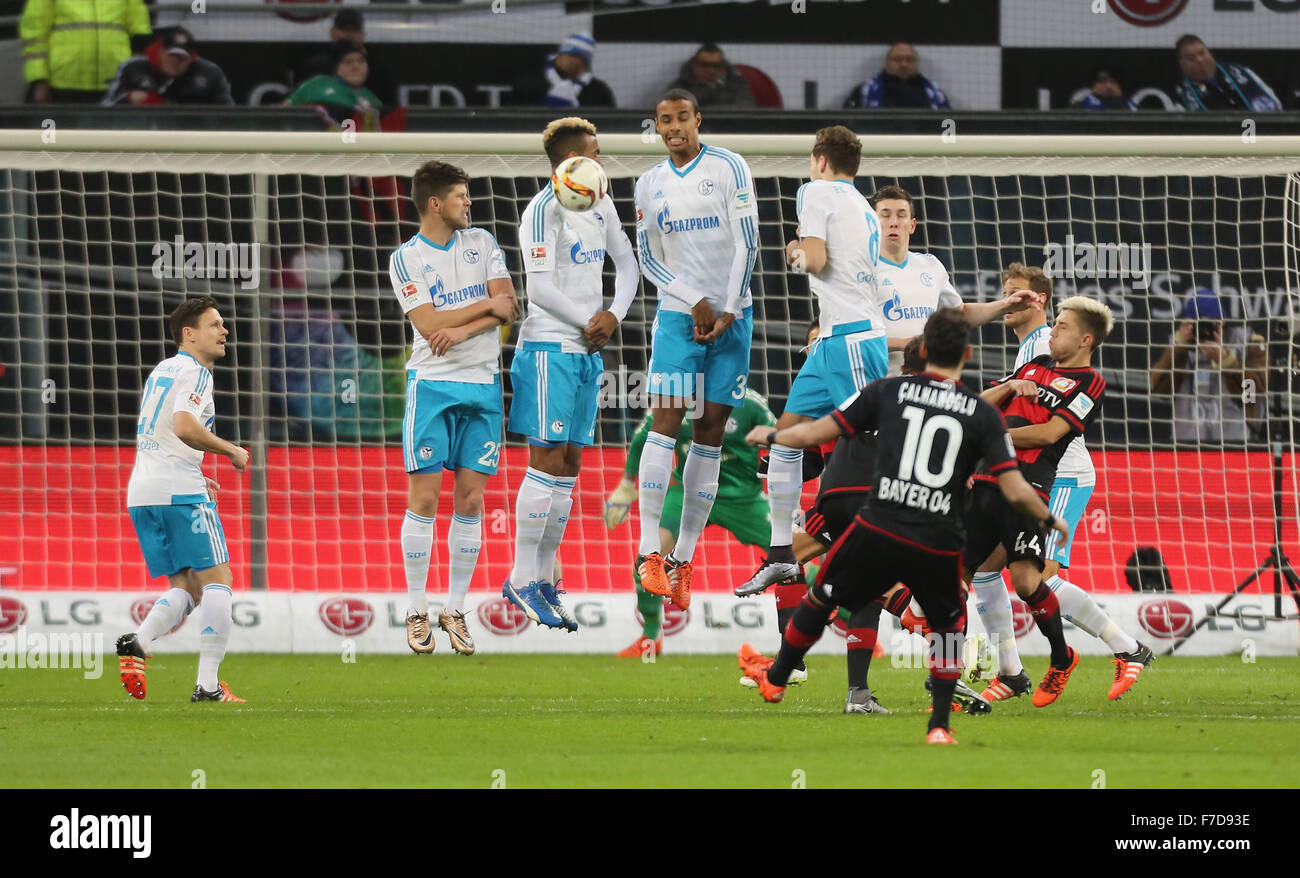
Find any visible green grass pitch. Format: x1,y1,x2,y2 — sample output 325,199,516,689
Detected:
3,654,1296,789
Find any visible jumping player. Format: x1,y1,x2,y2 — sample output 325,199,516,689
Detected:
504,116,638,631
633,87,760,611
391,161,519,656
118,296,250,703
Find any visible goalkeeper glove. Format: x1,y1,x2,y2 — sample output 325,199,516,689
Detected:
604,476,637,529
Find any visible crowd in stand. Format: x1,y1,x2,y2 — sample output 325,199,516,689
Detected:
17,0,1288,114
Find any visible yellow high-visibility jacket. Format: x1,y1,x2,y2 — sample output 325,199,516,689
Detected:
20,0,151,91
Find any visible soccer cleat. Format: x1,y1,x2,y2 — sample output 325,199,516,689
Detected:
538,580,578,632
406,612,436,654
734,556,802,597
666,556,693,611
926,728,958,745
191,681,246,703
637,553,671,597
502,578,565,629
1108,643,1155,700
844,687,892,715
116,633,147,700
1033,647,1080,707
925,675,993,715
980,671,1032,702
438,610,476,656
740,665,807,688
736,644,785,703
900,607,930,636
616,634,664,658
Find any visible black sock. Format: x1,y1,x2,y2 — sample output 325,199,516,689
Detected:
846,601,883,689
771,598,826,686
928,675,957,731
767,544,796,564
883,587,911,619
1026,582,1070,668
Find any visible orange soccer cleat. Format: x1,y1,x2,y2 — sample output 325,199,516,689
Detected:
637,553,671,597
617,635,664,658
1033,648,1080,707
1108,644,1154,700
926,728,958,745
191,681,247,703
667,558,693,611
116,633,147,700
900,607,930,637
737,644,785,703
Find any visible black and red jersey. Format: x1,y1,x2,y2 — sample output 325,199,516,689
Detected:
975,355,1105,497
831,372,1018,553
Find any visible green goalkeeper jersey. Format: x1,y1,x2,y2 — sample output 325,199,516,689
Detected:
623,388,776,502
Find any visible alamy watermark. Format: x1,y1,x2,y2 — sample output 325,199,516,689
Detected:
1042,235,1153,290
598,365,708,419
151,236,260,290
0,631,103,679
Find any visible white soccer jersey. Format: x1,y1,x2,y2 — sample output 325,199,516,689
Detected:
796,178,887,338
518,187,638,354
389,228,511,384
634,144,759,316
127,352,216,507
877,250,963,375
1016,322,1095,486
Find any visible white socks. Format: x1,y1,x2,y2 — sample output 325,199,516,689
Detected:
195,583,233,691
401,509,434,616
1047,574,1139,654
971,571,1024,677
134,587,192,646
447,512,481,613
767,444,803,548
637,432,675,556
674,443,721,562
510,468,555,587
537,476,575,583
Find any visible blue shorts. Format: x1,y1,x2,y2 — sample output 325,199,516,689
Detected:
403,374,503,475
129,500,229,579
648,306,753,406
1044,478,1094,568
785,321,889,418
507,342,602,447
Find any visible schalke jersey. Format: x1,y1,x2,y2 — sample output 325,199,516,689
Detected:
388,228,511,384
1015,323,1094,485
832,372,1018,552
634,144,758,316
127,351,216,507
796,178,886,336
975,354,1105,499
518,187,631,354
877,251,963,375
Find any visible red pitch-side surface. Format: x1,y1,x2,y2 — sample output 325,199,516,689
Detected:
0,447,1294,593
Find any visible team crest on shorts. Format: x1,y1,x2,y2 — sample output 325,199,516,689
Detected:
419,446,433,460
550,419,565,435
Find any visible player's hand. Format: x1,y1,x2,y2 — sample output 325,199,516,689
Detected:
228,447,250,473
205,477,220,500
786,238,806,270
1008,378,1038,398
583,310,618,350
690,298,717,338
1174,320,1196,345
697,311,735,344
1050,517,1069,541
604,477,637,529
487,296,518,322
428,325,469,356
745,425,774,447
1001,289,1035,313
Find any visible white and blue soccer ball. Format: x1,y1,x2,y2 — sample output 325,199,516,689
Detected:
551,156,607,212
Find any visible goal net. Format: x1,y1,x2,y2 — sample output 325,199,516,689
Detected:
1,131,1298,605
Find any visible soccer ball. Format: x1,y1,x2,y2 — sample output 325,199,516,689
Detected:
551,156,607,212
962,634,994,686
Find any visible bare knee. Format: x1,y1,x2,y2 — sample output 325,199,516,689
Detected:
407,472,442,518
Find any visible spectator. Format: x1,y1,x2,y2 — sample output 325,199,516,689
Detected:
295,9,398,110
287,40,383,129
667,43,755,109
1174,34,1281,112
1072,68,1136,110
102,28,234,106
509,33,615,108
1149,289,1268,444
844,42,949,110
21,0,151,104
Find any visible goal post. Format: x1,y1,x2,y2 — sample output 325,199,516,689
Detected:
0,129,1296,615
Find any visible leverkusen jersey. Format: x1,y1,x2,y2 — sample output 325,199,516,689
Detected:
832,372,1018,553
974,355,1105,499
624,388,776,502
1015,323,1094,486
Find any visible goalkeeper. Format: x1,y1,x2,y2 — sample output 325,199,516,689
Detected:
606,388,808,659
